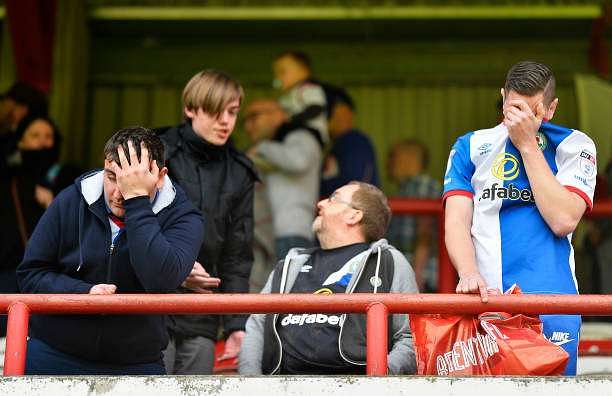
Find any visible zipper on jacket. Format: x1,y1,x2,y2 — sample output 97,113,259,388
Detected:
106,243,114,283
106,231,122,283
271,313,283,374
338,250,372,366
271,257,291,374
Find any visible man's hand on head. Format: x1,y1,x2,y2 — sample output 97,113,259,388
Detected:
503,99,545,153
110,140,160,200
181,261,221,293
456,272,489,303
89,284,117,295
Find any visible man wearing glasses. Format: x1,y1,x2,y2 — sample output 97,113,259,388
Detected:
239,182,418,375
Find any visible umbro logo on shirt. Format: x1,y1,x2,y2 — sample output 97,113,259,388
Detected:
477,143,492,156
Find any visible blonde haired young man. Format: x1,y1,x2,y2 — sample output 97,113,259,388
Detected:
157,70,258,374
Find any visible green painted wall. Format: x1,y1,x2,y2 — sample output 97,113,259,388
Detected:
87,25,596,191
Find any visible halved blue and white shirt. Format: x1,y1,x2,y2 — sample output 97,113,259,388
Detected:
443,122,597,295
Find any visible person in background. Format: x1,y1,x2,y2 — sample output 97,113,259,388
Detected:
242,102,277,292
319,85,380,197
0,82,48,137
0,115,83,369
386,139,441,292
156,70,258,374
272,50,328,144
245,99,323,260
0,117,72,314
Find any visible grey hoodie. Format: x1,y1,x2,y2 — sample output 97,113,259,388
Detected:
255,129,322,240
239,239,418,375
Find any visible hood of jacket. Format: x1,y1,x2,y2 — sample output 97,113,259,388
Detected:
278,238,391,294
17,169,204,365
77,169,176,214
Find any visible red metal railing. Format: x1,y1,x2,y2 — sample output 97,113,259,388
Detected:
2,293,612,376
2,199,609,376
387,198,612,293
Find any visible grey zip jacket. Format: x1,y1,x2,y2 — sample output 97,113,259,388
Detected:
239,239,418,374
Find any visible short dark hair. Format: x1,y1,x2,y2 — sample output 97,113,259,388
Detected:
504,61,556,105
349,181,391,242
3,82,48,118
15,114,62,148
275,50,312,72
324,84,355,110
103,126,165,169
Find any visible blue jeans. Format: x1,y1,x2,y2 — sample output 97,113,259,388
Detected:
25,338,166,375
275,236,312,261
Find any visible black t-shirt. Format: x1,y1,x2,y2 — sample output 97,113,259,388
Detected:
278,242,369,374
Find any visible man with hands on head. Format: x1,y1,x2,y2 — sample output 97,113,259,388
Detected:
17,127,204,375
443,61,597,375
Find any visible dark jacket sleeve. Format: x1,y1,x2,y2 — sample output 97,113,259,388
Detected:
17,193,94,294
219,174,255,335
123,195,204,293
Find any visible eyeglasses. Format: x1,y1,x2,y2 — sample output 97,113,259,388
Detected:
328,193,361,211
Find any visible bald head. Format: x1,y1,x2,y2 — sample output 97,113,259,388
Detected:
243,99,287,143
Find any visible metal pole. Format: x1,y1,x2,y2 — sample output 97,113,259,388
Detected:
3,302,30,376
0,294,611,316
438,210,456,293
366,302,388,375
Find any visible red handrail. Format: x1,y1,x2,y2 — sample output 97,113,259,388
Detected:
387,198,612,293
3,199,610,376
2,293,612,376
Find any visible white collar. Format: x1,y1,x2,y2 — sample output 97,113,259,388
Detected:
80,170,176,214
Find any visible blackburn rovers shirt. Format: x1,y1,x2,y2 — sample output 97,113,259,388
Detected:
443,122,596,294
277,242,369,374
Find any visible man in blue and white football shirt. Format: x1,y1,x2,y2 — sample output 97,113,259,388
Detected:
443,61,597,375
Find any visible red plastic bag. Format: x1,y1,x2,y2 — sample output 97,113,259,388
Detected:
410,288,569,375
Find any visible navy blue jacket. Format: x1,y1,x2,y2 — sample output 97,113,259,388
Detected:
320,129,380,197
17,170,204,365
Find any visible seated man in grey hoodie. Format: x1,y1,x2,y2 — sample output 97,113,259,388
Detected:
239,182,418,375
245,99,324,260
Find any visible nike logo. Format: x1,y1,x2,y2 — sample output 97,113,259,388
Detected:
548,331,575,347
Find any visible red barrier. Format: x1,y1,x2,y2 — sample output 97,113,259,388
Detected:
2,293,612,376
366,302,389,375
387,198,612,293
387,198,457,293
2,199,609,376
4,303,29,376
579,339,612,356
